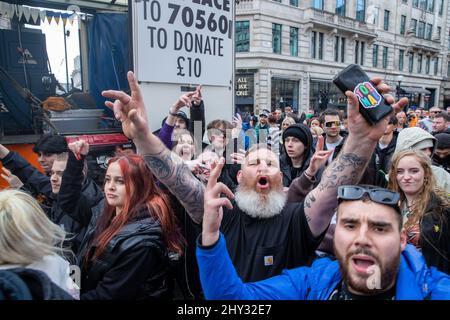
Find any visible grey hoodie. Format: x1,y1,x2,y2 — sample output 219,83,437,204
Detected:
394,127,450,192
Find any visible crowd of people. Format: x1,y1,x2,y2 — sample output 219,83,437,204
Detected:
0,71,448,300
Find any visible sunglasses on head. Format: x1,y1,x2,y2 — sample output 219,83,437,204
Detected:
337,185,400,212
325,121,341,128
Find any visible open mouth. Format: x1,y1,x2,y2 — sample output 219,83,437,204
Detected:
351,255,376,274
256,176,270,190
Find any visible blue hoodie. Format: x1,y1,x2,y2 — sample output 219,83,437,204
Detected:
197,233,450,300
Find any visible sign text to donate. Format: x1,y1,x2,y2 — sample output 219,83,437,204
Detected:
135,0,233,85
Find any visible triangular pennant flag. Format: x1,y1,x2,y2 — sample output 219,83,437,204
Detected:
23,6,31,23
30,8,39,23
61,12,69,26
39,10,46,23
6,3,14,18
54,12,60,25
68,13,76,25
46,11,53,25
17,5,23,20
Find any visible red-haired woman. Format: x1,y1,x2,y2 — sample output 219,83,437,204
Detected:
57,140,182,300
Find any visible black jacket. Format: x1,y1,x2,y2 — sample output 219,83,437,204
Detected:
58,152,171,300
419,193,450,275
1,151,103,255
375,131,398,174
280,124,314,187
0,268,74,300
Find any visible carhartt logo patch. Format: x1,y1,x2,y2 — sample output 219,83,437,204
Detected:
264,255,273,266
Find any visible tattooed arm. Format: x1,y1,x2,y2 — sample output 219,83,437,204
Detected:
140,134,205,224
304,80,409,237
101,72,205,224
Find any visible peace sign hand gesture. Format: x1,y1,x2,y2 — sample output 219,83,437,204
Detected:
202,157,234,246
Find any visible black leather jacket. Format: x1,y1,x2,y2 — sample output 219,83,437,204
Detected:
58,152,171,300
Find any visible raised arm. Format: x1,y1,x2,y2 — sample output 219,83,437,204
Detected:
304,79,409,237
102,71,205,224
0,144,51,197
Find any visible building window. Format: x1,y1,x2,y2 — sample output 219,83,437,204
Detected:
409,53,414,73
418,53,423,73
437,26,441,40
356,0,365,22
313,0,324,10
439,0,444,15
402,0,408,3
355,41,365,65
426,23,433,40
419,0,427,10
290,0,299,6
410,19,417,35
290,27,298,56
382,46,388,68
426,56,431,74
318,32,324,59
311,31,324,59
271,78,299,111
334,36,339,62
384,10,390,31
272,23,282,54
400,15,406,35
399,49,404,71
334,36,346,62
418,21,425,38
235,21,250,52
373,44,379,67
336,0,346,16
413,0,419,7
447,61,450,77
434,57,439,75
427,0,434,12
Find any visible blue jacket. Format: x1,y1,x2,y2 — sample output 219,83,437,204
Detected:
197,233,450,300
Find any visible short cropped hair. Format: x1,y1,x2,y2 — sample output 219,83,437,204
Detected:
33,134,68,155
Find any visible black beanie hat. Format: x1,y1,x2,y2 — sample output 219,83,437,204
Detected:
435,132,450,149
282,123,312,148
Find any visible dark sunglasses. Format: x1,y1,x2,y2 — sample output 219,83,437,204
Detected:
338,185,400,212
324,121,341,128
430,110,442,114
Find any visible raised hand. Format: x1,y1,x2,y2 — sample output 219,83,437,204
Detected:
68,139,90,159
305,136,333,177
192,85,203,106
171,91,196,113
346,77,408,143
102,71,149,141
1,167,24,189
202,157,234,246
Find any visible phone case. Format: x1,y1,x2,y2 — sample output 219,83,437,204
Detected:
333,64,393,125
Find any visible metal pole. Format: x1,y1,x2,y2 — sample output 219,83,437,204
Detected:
63,22,69,92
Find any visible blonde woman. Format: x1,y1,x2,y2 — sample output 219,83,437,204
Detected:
0,189,77,299
388,150,450,274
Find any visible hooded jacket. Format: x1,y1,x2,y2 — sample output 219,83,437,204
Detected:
394,127,450,192
197,233,450,300
280,124,314,187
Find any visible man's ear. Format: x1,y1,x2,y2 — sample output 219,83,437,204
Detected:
237,170,243,184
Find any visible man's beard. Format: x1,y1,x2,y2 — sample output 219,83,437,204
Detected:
334,245,400,296
234,179,286,219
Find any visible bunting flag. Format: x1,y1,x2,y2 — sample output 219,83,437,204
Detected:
53,12,60,25
46,10,53,24
39,9,46,23
0,2,80,25
30,8,39,23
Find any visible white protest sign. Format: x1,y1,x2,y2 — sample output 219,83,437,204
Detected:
133,0,234,86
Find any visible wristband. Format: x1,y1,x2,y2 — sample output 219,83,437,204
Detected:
169,109,178,117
